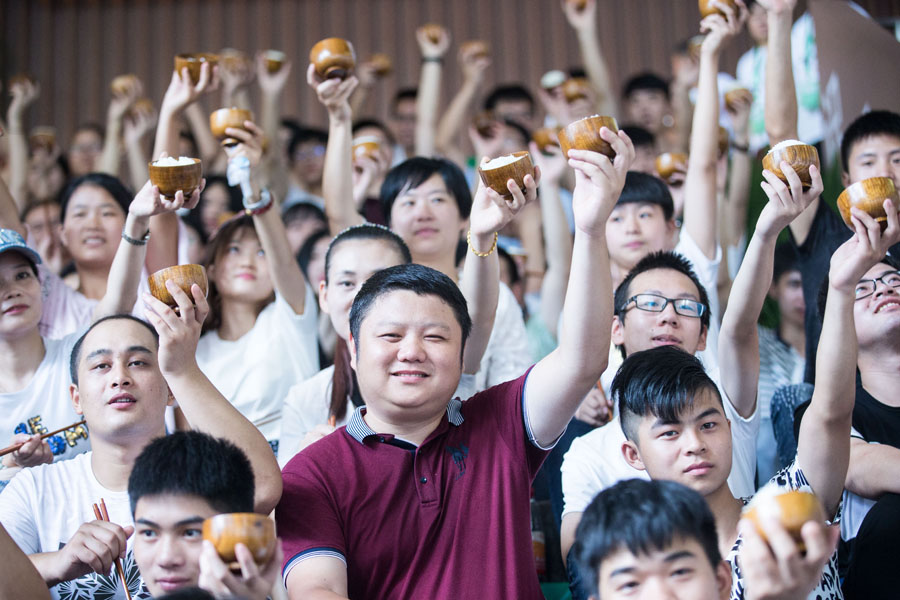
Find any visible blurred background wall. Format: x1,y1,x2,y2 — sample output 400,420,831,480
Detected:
3,0,899,144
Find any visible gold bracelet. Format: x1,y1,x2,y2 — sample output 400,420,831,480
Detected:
467,230,498,258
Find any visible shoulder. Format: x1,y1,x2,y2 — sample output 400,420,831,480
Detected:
284,366,335,407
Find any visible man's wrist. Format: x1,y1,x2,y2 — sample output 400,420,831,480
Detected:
124,213,151,240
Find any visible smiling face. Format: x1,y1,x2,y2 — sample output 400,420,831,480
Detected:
0,251,42,339
349,289,464,426
388,173,465,265
844,133,900,187
853,262,900,351
60,184,126,270
613,269,708,356
320,239,410,340
623,388,732,498
598,537,731,600
133,494,217,596
70,318,168,442
606,203,675,273
207,226,274,306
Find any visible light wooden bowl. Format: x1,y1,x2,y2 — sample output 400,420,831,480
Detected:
368,53,393,77
568,0,588,10
28,127,56,152
762,141,820,188
837,177,898,230
724,87,753,112
743,490,825,551
461,40,490,60
558,115,619,159
562,77,591,103
110,74,139,96
147,264,208,308
472,111,497,137
148,158,203,200
699,0,739,18
352,136,381,161
220,48,251,72
209,107,254,147
420,23,446,44
310,38,356,79
478,151,534,197
655,152,689,183
174,53,219,85
202,513,276,570
264,50,287,74
532,127,561,153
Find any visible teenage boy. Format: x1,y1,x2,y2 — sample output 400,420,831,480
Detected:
614,202,899,598
276,127,634,598
573,478,836,600
130,431,280,599
0,281,281,598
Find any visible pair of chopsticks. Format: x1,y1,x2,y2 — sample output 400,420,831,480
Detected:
0,419,87,458
92,498,133,600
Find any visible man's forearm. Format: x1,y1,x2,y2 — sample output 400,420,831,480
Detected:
322,114,362,235
458,232,500,374
846,440,900,499
764,7,798,144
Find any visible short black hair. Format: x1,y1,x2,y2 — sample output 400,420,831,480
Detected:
392,87,418,112
349,263,471,357
614,252,711,360
296,229,331,283
621,125,657,150
772,242,800,284
573,478,722,595
840,110,900,174
613,345,723,442
623,72,670,102
128,431,254,516
352,118,397,147
70,315,160,384
380,157,473,224
816,253,900,324
282,201,327,228
288,126,328,161
59,173,133,220
324,223,412,285
484,84,535,113
501,118,531,148
616,171,675,221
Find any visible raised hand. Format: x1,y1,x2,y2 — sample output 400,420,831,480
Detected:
306,64,358,120
700,0,748,56
223,121,266,170
470,159,540,240
416,24,451,59
256,53,293,96
574,385,613,426
458,42,490,85
529,142,568,186
108,76,142,123
123,104,158,147
829,198,900,294
7,78,40,123
141,280,209,378
162,62,219,114
198,539,283,600
567,127,635,236
561,0,597,31
757,163,823,239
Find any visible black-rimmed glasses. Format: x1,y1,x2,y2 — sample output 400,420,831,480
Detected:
855,270,900,300
621,293,706,318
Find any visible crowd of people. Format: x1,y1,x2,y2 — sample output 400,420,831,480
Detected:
1,0,899,598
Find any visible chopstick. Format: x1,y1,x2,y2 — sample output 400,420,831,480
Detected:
92,499,133,600
0,419,87,457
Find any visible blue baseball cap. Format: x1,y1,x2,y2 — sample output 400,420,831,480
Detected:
0,229,42,265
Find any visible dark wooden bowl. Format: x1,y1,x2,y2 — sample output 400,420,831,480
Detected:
209,107,254,147
174,53,219,85
147,264,209,308
148,158,203,199
264,50,286,74
478,151,534,197
762,142,820,188
837,177,898,230
699,0,739,18
655,152,689,183
309,37,356,79
558,115,619,159
202,513,276,570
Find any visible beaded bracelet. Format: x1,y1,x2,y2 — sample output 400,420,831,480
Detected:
121,227,150,246
467,230,498,258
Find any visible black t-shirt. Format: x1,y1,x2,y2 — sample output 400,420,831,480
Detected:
852,381,900,447
790,201,900,383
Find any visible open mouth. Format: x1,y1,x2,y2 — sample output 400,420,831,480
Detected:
108,394,136,405
874,300,900,314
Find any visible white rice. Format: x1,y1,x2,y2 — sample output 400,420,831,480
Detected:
153,156,196,167
482,154,526,170
768,139,804,155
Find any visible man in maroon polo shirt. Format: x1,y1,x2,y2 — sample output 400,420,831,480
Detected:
276,127,635,599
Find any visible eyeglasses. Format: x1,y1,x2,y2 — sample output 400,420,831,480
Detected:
621,293,706,318
855,270,900,300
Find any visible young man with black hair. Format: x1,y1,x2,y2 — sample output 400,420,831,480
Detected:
130,431,281,599
277,126,634,599
484,83,538,132
389,88,417,159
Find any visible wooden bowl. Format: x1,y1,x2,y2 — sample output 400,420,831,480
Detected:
472,111,497,137
352,136,381,161
148,264,209,308
110,74,139,96
699,0,739,18
368,53,393,77
558,115,619,159
309,37,356,79
743,490,825,551
29,127,56,152
762,141,820,188
148,158,203,199
562,77,591,103
478,151,534,197
655,152,689,183
209,107,254,147
461,40,490,60
568,0,588,10
128,98,155,120
9,74,33,88
220,48,251,72
717,126,729,159
263,50,287,73
174,53,219,85
532,127,561,153
202,513,276,570
724,87,753,112
420,23,445,44
837,177,898,230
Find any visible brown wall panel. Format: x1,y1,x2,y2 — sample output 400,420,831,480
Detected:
3,0,897,147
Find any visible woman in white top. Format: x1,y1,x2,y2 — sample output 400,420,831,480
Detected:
279,224,412,465
193,121,319,456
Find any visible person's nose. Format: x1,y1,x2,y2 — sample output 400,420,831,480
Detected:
396,335,426,363
109,361,133,389
156,534,186,569
683,427,707,456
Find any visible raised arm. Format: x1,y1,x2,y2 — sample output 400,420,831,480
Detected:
563,0,619,117
256,53,293,204
435,42,490,161
0,167,25,236
142,284,282,514
683,2,746,259
309,66,364,235
763,0,798,145
719,161,822,418
98,76,142,177
797,200,900,517
414,24,450,158
6,78,40,210
122,103,157,191
721,93,754,251
525,128,634,446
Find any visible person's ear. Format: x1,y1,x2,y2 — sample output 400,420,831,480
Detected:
318,279,330,315
348,333,358,371
611,315,625,347
696,325,708,352
715,560,732,600
621,440,646,471
70,384,84,416
666,217,677,235
841,170,850,188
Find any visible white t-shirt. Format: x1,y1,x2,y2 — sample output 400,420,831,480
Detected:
196,289,319,448
472,283,532,393
279,365,351,468
561,368,759,518
0,452,149,599
0,333,91,491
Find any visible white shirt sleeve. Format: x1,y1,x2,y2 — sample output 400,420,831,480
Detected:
0,469,40,554
473,283,533,392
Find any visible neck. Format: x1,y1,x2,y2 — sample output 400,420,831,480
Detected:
0,329,46,393
362,407,446,447
705,482,743,555
858,350,900,407
76,263,111,300
89,430,164,491
778,318,806,357
414,253,459,283
611,262,628,291
217,297,263,341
